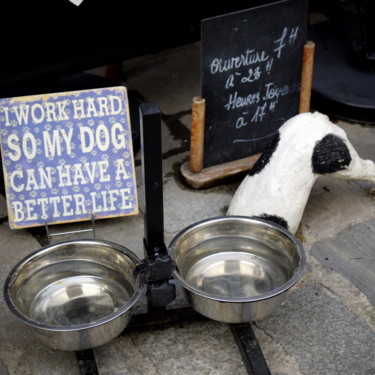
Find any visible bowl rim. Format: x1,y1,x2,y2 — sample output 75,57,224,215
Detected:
169,215,306,303
3,239,145,332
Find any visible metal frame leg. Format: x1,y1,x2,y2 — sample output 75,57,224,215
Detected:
230,323,272,375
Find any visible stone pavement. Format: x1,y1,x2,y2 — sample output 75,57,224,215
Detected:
0,42,374,375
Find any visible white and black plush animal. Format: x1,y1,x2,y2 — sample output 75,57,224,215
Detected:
227,111,375,234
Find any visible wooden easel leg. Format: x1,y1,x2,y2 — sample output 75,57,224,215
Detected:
299,41,315,113
189,97,206,173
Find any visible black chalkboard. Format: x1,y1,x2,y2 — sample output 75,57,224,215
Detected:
201,0,308,168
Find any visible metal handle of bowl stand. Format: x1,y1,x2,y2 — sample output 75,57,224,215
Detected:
140,103,176,319
44,213,96,244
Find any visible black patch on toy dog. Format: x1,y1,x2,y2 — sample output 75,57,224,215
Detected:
255,214,289,230
312,134,351,175
249,132,281,176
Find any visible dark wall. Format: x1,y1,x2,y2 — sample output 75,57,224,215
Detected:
0,1,278,93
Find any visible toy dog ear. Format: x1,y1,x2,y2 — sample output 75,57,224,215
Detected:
312,134,351,175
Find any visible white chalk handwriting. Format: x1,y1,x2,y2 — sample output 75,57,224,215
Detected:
207,26,302,138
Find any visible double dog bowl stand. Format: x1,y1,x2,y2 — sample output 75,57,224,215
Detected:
5,102,272,375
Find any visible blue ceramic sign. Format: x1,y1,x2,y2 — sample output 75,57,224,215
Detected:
0,87,138,229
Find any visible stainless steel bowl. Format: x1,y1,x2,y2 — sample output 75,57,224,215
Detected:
4,239,144,351
169,216,305,323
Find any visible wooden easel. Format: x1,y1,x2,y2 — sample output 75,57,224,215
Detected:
181,41,315,189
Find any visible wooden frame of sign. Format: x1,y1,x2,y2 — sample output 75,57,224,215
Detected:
181,41,315,189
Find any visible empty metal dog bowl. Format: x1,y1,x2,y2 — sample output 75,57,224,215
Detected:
169,216,305,323
4,239,144,351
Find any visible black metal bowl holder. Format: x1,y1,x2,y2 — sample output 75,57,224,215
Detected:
75,103,272,375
